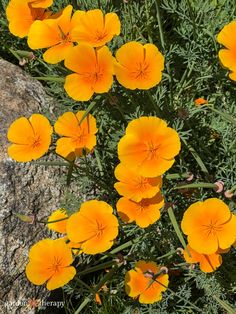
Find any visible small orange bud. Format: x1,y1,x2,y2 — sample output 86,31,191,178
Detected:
194,97,208,106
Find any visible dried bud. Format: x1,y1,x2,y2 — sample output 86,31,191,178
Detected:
224,190,234,198
214,180,224,193
186,173,194,182
176,247,184,255
160,266,168,274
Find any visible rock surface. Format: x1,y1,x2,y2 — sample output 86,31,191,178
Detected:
0,59,70,313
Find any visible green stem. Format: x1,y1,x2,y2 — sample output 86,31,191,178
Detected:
173,182,216,190
207,106,236,126
74,297,91,314
33,76,65,83
94,149,103,176
154,0,174,108
67,159,75,186
165,173,190,180
154,0,165,50
99,236,143,261
78,261,115,276
154,278,202,312
156,249,176,260
75,278,94,293
75,266,120,313
229,184,236,193
144,0,153,43
37,217,68,224
167,206,190,257
182,137,209,175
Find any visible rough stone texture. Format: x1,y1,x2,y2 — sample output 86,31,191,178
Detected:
0,59,71,313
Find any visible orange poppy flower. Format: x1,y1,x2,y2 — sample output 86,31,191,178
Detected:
181,198,236,254
114,163,162,202
25,238,76,290
47,209,68,234
114,42,164,90
194,97,208,107
217,21,236,81
7,114,52,162
117,192,164,228
71,9,120,47
125,261,169,304
54,111,97,160
66,200,119,254
118,116,181,177
6,0,52,38
183,245,222,273
27,5,84,64
64,44,114,101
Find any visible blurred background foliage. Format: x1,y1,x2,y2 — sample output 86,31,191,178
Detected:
1,0,236,313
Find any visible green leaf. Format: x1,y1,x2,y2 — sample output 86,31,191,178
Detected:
173,182,216,190
33,76,65,83
167,206,190,256
208,106,236,126
165,173,189,180
79,96,101,125
13,212,34,223
182,138,209,174
213,296,236,314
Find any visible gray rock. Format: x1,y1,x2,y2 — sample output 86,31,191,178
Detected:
0,59,71,313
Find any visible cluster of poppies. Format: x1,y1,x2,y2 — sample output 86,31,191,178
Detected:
26,200,119,290
7,111,97,162
5,0,236,307
181,198,236,273
6,0,164,101
114,116,181,228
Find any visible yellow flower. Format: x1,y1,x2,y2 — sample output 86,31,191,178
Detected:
125,261,169,304
7,114,52,162
54,111,98,160
181,198,236,254
183,245,222,273
27,5,84,63
64,44,114,101
26,238,76,290
114,163,162,202
118,116,181,177
117,193,164,228
6,0,52,38
47,209,68,234
114,42,164,90
72,9,121,47
66,200,119,254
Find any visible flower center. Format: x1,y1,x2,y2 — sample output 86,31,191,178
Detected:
203,220,222,236
146,141,160,160
72,132,85,145
48,256,63,273
95,220,106,238
94,30,108,42
132,62,150,80
135,177,149,191
29,135,41,148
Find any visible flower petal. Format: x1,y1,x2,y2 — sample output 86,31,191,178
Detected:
64,73,94,101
